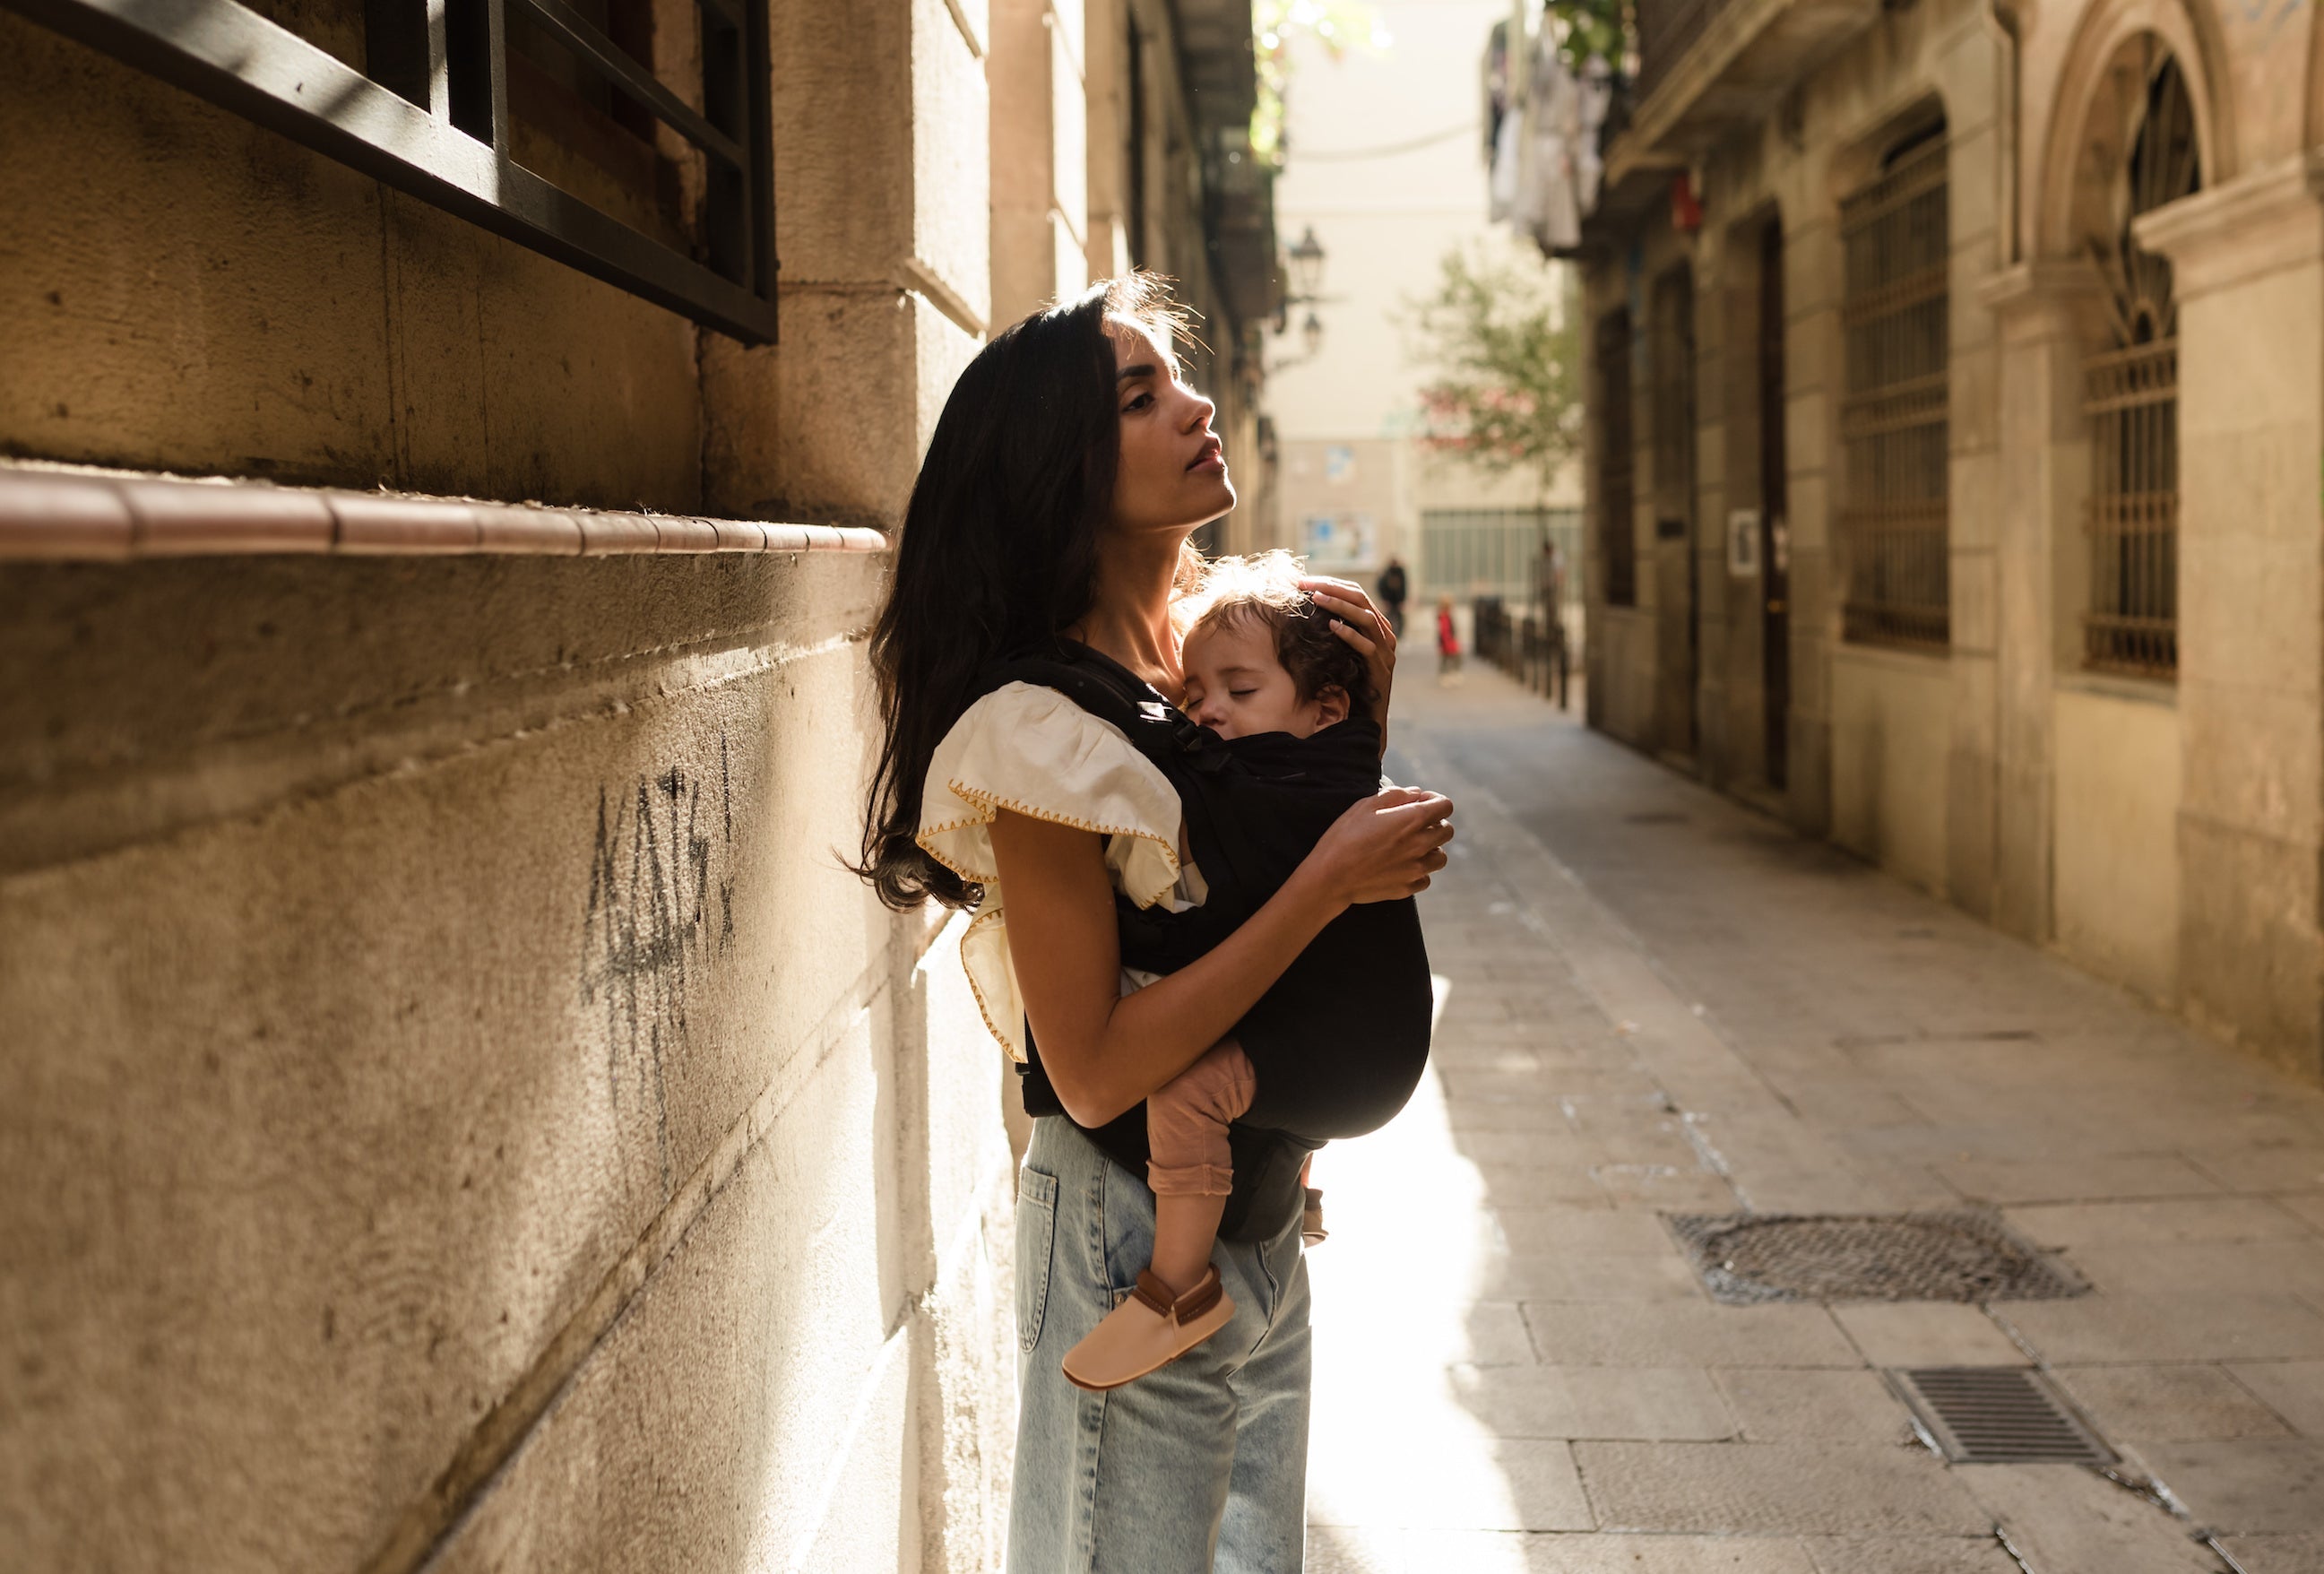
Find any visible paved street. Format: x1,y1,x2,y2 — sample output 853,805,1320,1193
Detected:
1302,665,2324,1572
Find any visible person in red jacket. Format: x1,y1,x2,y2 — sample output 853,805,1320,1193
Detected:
1436,594,1463,681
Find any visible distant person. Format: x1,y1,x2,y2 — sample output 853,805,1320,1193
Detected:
1377,556,1409,636
1436,594,1464,683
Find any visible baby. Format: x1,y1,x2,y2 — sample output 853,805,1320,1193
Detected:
1061,551,1387,1391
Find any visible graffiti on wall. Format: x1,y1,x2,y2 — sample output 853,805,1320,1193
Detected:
581,732,738,1193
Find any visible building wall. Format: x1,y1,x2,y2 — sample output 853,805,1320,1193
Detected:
1,0,1266,1568
2053,682,2183,998
1829,647,1955,895
1267,1,1584,592
998,0,1274,556
1581,0,2324,1077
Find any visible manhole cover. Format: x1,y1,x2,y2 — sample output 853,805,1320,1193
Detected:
1891,1367,2115,1465
1664,1211,2087,1304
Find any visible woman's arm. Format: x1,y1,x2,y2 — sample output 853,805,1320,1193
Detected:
990,785,1455,1128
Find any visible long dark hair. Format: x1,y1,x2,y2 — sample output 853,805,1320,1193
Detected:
856,273,1193,911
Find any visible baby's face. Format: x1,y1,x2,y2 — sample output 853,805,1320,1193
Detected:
1181,618,1336,739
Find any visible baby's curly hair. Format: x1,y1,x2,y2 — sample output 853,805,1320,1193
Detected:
1184,550,1378,716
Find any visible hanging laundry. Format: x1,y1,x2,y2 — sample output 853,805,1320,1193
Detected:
1480,12,1614,255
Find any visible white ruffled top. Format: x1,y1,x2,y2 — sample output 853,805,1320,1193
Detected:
916,681,1208,1060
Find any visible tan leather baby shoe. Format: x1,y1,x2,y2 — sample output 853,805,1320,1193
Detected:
1301,1186,1328,1247
1060,1266,1235,1391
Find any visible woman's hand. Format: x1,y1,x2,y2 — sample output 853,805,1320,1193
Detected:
1301,786,1455,908
1300,575,1395,739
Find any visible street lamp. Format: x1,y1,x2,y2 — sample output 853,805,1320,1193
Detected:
1269,229,1330,372
1287,226,1326,301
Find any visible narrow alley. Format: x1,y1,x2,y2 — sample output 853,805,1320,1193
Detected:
1303,665,2324,1572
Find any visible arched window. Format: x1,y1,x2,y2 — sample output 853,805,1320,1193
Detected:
2082,51,2199,677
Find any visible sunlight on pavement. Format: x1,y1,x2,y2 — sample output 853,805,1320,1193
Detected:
1306,973,1524,1539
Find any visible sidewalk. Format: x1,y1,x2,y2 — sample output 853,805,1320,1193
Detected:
1302,664,2324,1573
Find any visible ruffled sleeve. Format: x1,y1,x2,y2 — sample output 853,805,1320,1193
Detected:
916,683,1202,1061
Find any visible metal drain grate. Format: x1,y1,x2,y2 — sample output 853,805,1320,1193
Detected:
1892,1367,2116,1465
1665,1211,2087,1304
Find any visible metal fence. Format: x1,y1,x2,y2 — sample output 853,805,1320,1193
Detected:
1838,133,1950,649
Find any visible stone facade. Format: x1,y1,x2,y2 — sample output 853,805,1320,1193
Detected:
1579,0,2324,1081
0,3,1272,1570
991,0,1276,558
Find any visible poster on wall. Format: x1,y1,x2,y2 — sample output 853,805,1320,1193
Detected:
1300,513,1378,570
1727,507,1761,577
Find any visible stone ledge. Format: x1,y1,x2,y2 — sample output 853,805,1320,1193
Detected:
0,464,890,562
2132,152,2324,300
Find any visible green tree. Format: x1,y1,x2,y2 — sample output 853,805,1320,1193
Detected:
1542,0,1628,69
1252,0,1387,168
1409,243,1584,507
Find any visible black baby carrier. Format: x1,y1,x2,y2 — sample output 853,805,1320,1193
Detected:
972,640,1435,1241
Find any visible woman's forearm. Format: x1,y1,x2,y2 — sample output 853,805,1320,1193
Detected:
1057,863,1346,1125
993,788,1449,1129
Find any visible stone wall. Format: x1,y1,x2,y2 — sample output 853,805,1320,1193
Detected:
0,1,1050,1570
1579,0,2324,1080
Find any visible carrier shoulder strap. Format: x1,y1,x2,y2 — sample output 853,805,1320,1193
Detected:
973,645,1174,768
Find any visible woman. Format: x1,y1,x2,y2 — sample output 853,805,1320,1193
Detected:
856,276,1454,1572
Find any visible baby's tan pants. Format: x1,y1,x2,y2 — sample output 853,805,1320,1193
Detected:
1145,1039,1257,1198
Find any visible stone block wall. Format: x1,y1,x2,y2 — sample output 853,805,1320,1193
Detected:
1580,0,2324,1078
0,1,1027,1570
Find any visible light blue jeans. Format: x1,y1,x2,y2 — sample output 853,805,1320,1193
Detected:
1007,1117,1313,1574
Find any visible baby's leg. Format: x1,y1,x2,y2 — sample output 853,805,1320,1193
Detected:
1145,1039,1257,1295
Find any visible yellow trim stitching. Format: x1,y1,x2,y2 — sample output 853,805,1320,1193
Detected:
913,778,1183,893
956,907,1028,1063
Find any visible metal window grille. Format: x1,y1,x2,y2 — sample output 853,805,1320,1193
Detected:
1839,133,1950,648
9,0,777,343
2083,56,2198,678
1597,309,1638,607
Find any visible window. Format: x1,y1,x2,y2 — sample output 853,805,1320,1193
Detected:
1421,507,1583,604
1596,309,1637,607
1838,129,1950,647
2083,54,2197,678
1300,513,1378,571
23,0,776,342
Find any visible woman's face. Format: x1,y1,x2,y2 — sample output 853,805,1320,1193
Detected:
1108,318,1233,539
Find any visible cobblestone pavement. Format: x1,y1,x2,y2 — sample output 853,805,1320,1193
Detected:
1301,664,2324,1573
